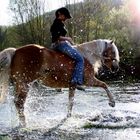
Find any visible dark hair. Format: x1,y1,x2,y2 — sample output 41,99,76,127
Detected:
55,7,72,19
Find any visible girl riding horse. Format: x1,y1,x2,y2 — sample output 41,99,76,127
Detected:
50,7,84,88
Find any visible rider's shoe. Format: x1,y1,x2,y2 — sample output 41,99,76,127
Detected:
76,85,85,91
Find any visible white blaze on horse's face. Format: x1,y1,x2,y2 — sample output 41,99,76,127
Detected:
102,40,120,72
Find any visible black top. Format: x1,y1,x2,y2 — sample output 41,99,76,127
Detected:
50,18,67,43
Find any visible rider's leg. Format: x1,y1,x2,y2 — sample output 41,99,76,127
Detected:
56,41,84,85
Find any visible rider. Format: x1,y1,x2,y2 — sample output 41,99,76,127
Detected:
50,7,84,88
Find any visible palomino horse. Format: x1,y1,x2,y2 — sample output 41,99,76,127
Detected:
0,39,119,127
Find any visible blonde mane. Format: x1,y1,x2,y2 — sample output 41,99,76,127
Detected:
76,39,119,73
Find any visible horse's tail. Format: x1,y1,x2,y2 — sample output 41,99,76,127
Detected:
0,48,16,103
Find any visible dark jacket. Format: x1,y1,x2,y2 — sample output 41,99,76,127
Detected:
50,19,67,43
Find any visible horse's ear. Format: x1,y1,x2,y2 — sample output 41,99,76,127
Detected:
110,40,113,44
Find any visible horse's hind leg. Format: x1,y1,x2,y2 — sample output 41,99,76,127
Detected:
14,83,28,127
67,86,76,117
92,77,115,107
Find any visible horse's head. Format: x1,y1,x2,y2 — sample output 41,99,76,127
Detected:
102,40,120,73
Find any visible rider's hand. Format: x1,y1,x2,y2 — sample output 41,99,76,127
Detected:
66,37,74,45
59,36,75,45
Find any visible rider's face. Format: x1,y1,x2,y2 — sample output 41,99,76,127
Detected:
58,13,67,21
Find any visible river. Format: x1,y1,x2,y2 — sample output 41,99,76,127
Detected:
0,81,140,140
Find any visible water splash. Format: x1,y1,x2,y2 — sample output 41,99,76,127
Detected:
0,82,140,139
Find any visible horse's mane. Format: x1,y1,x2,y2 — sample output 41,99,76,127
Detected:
96,39,119,62
77,39,119,73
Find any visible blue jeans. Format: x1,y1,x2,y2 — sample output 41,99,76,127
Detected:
55,41,84,85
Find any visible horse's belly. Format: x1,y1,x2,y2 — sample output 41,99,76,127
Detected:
38,70,72,88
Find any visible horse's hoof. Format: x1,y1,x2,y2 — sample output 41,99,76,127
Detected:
55,88,62,92
109,101,115,107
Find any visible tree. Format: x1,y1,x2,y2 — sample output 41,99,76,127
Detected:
65,0,112,43
0,27,8,50
10,0,48,46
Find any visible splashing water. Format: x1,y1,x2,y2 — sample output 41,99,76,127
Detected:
0,82,140,139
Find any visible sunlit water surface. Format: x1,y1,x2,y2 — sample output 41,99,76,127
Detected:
0,82,140,140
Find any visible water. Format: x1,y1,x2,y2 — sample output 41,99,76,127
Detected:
0,82,140,140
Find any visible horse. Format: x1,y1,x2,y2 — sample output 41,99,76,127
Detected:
0,39,119,127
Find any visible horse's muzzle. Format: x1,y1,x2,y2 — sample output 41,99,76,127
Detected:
111,61,119,72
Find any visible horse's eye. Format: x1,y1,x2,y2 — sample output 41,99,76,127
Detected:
103,51,108,57
105,58,111,62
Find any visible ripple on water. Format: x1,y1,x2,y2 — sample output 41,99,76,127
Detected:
83,110,140,129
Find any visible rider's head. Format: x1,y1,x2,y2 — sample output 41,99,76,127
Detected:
55,7,72,20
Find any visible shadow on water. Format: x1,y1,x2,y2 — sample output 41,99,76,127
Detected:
1,82,140,139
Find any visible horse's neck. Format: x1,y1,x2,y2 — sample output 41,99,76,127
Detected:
76,40,103,73
77,41,103,63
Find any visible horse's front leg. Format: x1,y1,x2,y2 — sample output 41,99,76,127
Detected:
14,83,28,127
67,86,76,117
104,87,115,107
92,77,115,107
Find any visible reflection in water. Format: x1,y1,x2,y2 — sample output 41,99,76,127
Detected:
0,82,140,139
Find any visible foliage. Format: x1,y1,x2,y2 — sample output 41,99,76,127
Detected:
9,0,48,46
0,26,8,50
1,0,140,79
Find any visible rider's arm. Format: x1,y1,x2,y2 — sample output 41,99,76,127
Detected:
59,36,74,45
